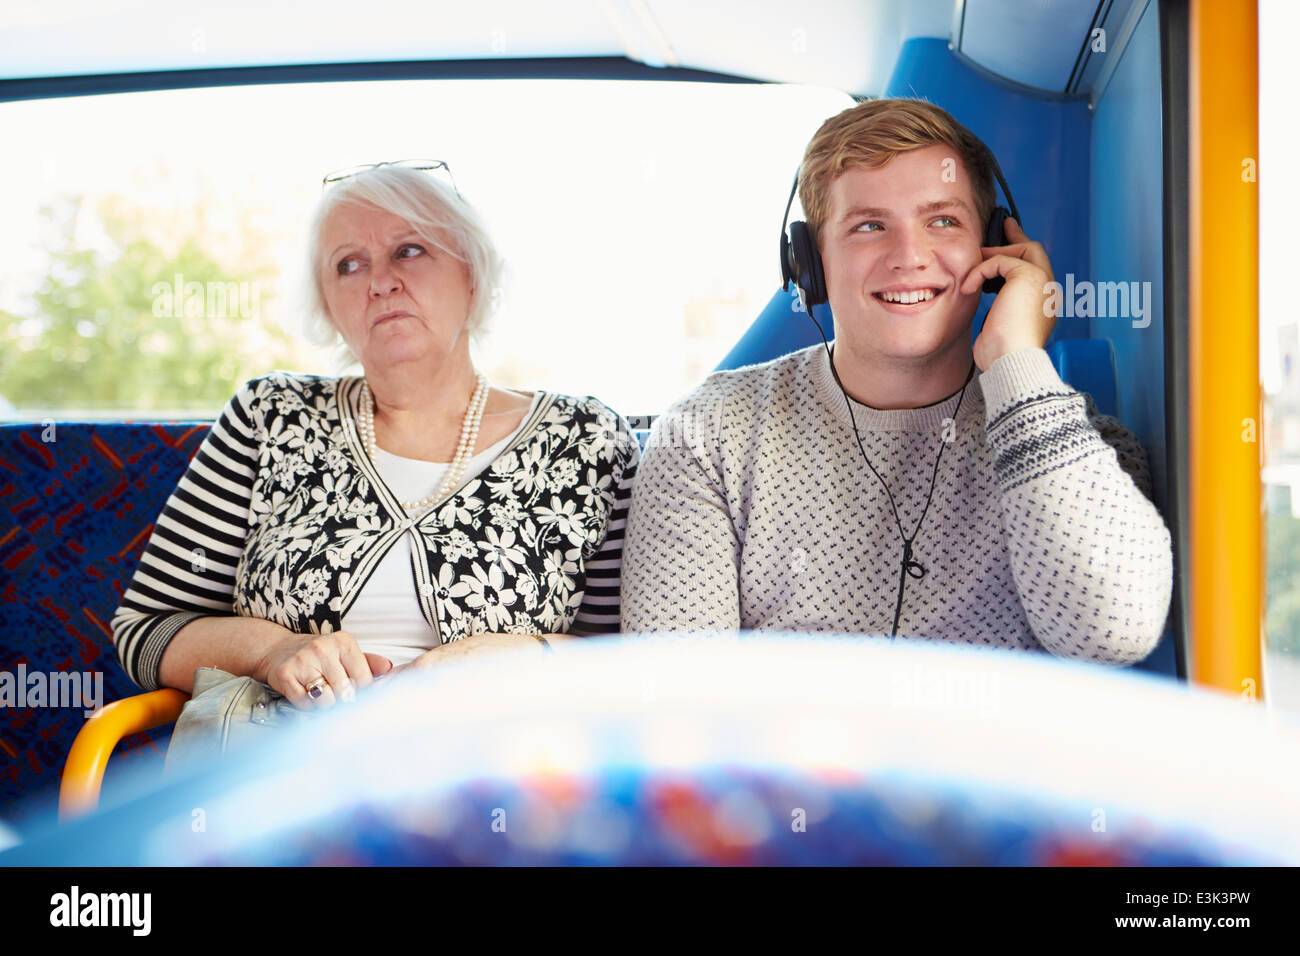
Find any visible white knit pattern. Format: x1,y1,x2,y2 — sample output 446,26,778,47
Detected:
620,345,1173,665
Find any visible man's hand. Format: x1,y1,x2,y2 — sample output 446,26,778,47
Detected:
960,217,1059,371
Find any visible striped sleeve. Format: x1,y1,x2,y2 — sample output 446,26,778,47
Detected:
110,380,261,690
570,413,640,636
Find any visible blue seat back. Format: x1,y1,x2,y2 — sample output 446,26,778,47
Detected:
0,422,208,813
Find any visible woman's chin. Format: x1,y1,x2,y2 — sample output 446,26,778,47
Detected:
363,342,446,372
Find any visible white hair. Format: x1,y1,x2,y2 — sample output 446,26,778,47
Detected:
301,165,504,370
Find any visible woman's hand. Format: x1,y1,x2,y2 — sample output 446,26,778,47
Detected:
960,217,1059,371
255,630,392,710
387,632,560,676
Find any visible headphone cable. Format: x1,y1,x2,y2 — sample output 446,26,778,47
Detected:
803,303,974,637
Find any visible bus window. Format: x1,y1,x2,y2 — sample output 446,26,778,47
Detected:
0,79,853,422
1261,1,1300,716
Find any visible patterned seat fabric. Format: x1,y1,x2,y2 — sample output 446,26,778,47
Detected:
0,422,209,813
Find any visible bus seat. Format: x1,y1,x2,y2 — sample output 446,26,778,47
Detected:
0,422,209,813
1047,338,1118,419
0,339,1115,819
716,286,825,372
0,416,652,818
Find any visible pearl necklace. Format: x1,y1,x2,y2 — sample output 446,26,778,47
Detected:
357,374,489,515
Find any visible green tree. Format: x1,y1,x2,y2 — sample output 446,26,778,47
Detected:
0,193,311,415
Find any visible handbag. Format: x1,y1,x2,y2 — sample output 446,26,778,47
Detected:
164,667,311,774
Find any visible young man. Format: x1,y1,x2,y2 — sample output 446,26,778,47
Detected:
620,98,1172,665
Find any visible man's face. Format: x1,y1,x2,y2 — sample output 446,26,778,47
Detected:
819,144,985,366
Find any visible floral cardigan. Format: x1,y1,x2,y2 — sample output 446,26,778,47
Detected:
111,372,640,690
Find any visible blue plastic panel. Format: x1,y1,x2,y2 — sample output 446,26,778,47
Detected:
1088,3,1173,679
1048,339,1118,418
1090,2,1166,504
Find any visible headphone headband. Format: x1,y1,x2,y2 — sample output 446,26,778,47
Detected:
981,143,1021,226
780,173,800,237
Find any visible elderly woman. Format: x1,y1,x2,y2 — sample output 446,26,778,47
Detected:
111,162,639,710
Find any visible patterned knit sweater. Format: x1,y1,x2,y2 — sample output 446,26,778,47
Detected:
620,345,1172,665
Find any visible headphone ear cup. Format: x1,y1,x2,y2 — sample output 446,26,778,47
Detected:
780,230,796,293
788,220,829,306
981,206,1012,295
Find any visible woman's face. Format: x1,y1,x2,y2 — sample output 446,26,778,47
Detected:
318,202,474,373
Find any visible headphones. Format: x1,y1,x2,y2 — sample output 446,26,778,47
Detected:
779,138,1022,302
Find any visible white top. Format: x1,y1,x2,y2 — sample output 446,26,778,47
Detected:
341,394,540,666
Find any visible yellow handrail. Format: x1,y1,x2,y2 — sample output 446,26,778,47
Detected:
59,689,189,820
1189,0,1262,697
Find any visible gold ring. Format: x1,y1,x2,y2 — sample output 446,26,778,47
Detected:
305,677,328,700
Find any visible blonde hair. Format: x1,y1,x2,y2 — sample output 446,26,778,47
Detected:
798,98,997,245
303,165,504,369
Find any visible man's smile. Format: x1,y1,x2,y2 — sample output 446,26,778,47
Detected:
871,285,948,311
